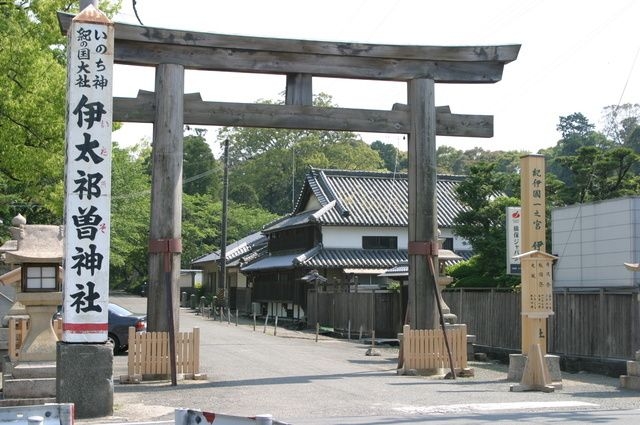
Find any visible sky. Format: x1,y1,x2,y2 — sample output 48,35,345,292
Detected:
109,0,640,156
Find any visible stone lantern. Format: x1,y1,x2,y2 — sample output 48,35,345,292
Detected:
0,214,63,400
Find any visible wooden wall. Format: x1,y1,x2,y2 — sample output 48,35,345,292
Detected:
307,291,402,338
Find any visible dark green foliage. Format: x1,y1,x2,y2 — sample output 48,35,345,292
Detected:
451,163,520,286
371,140,408,172
446,256,519,288
183,130,221,196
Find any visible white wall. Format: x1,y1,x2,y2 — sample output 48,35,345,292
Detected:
552,197,640,288
322,226,408,249
322,226,469,251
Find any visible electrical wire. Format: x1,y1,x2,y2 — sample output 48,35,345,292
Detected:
132,0,144,25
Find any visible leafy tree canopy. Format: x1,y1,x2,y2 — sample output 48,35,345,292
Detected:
183,128,221,196
450,162,520,287
0,1,120,223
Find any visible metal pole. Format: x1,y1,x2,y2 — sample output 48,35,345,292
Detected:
315,280,319,342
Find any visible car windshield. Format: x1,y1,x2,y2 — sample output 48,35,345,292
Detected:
109,303,133,316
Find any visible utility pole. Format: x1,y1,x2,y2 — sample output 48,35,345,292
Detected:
219,139,229,307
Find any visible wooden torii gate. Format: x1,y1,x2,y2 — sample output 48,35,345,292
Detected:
59,13,519,333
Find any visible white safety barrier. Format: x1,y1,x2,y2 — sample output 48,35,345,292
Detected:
0,404,74,425
175,408,290,425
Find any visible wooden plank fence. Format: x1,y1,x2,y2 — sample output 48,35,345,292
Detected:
309,288,640,361
122,326,206,383
8,318,62,361
307,291,402,338
443,288,640,360
401,324,468,373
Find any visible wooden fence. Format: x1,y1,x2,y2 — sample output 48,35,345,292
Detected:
309,288,640,360
8,318,62,361
401,324,468,373
122,326,205,383
444,288,640,359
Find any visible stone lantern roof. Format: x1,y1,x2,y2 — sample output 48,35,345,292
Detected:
0,214,64,265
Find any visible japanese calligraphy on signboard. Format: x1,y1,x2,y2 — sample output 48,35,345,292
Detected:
506,206,521,275
62,7,113,343
516,251,556,317
520,155,545,253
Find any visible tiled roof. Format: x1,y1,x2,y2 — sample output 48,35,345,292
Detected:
291,169,467,228
240,246,407,272
304,248,408,269
240,245,469,273
191,231,267,266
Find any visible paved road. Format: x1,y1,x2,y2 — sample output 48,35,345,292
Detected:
97,294,640,424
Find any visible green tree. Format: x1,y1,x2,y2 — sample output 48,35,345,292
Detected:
183,128,221,196
371,140,408,172
0,1,120,221
541,113,609,201
556,112,595,139
555,145,638,203
181,193,278,268
601,103,640,146
109,141,151,290
450,162,520,287
218,94,384,214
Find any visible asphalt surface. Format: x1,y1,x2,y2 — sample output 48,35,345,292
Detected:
84,293,640,425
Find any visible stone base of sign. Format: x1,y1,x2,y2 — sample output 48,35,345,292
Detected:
619,350,640,390
508,353,562,388
56,342,113,418
1,360,56,402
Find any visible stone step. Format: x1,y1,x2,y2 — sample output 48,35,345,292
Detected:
10,362,56,379
620,374,640,391
0,397,57,407
2,377,56,399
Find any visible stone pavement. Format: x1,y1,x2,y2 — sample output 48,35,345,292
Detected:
78,294,639,424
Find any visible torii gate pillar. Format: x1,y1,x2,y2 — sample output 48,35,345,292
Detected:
147,63,184,336
407,79,438,329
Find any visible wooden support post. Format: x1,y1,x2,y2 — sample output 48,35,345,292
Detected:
407,78,438,330
285,73,312,106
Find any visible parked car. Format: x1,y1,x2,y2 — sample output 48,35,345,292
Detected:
52,302,146,354
108,302,146,354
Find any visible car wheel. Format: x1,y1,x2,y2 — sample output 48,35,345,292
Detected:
108,333,120,355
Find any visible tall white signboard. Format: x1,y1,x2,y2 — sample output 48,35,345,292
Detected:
62,6,113,343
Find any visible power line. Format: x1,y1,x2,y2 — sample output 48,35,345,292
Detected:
616,45,640,107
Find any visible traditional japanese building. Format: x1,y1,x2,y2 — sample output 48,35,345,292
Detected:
193,169,471,323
